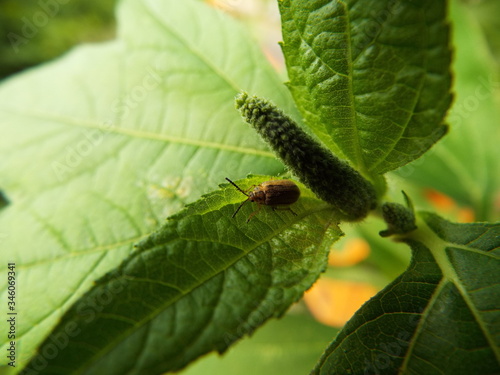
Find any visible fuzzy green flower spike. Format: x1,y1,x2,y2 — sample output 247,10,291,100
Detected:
235,92,377,221
379,191,417,237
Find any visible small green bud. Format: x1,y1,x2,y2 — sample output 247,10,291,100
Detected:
379,192,417,237
235,92,377,220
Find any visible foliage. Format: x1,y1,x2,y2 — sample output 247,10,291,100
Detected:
0,0,498,374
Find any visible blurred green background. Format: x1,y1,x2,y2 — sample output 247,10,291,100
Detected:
0,0,116,79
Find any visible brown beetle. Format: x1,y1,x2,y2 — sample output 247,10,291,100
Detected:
225,178,300,222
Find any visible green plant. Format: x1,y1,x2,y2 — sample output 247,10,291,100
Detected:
0,0,116,79
0,0,499,374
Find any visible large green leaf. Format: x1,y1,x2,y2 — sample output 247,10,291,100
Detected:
394,1,500,222
21,176,341,374
279,0,452,175
313,213,500,374
0,0,303,370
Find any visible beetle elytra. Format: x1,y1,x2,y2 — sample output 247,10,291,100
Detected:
225,178,300,222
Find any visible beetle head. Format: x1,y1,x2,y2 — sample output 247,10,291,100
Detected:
248,189,265,204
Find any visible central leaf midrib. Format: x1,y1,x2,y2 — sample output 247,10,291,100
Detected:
411,218,500,362
341,1,363,169
292,1,363,169
2,108,275,159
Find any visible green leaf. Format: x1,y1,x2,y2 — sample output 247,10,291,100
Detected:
313,213,500,375
22,176,341,374
0,0,301,369
279,0,452,175
393,1,500,222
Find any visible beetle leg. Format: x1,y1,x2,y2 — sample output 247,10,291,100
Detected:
246,204,262,223
272,206,297,216
232,199,249,218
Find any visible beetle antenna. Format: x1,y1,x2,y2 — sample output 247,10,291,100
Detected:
225,177,248,196
231,199,249,218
